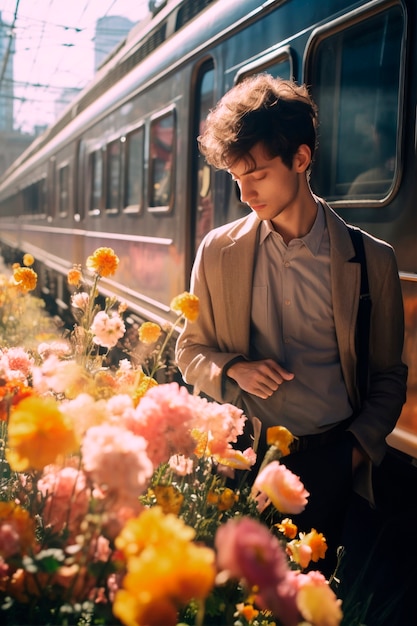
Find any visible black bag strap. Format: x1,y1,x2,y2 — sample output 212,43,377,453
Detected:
348,226,372,404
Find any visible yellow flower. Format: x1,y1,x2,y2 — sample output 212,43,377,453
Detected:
6,396,78,471
116,506,195,559
138,322,162,345
297,579,343,626
114,507,215,625
152,485,184,515
67,265,82,287
22,253,34,267
86,247,119,277
0,502,35,556
12,267,37,292
266,425,294,456
170,291,199,322
275,517,298,539
133,376,158,406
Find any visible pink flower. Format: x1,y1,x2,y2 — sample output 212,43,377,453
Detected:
81,424,153,507
168,454,194,476
37,466,90,538
130,383,198,466
215,517,289,589
90,311,126,349
295,571,343,626
253,461,309,514
192,396,246,456
0,347,34,381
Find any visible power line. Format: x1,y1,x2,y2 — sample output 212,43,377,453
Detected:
0,0,20,90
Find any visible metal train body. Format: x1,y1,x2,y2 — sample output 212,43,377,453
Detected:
0,0,416,459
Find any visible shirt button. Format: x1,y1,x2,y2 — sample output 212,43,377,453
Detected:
284,299,291,306
284,261,290,268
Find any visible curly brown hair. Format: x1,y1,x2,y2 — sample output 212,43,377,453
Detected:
198,74,318,170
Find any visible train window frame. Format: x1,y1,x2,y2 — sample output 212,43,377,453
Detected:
105,137,122,215
235,45,295,84
148,105,176,213
87,147,104,216
305,1,406,208
123,124,145,215
23,176,47,218
57,162,70,218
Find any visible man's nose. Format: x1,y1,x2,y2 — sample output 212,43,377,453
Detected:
239,180,255,204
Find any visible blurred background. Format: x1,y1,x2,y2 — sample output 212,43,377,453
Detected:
0,0,153,177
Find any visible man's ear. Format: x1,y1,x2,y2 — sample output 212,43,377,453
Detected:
294,144,312,172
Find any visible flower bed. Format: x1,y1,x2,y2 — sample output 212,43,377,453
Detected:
0,249,344,626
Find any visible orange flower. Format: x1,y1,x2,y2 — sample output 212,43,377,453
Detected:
170,291,199,322
0,502,36,557
22,253,34,267
299,529,328,562
138,322,162,345
6,396,78,471
276,517,298,539
0,380,33,422
207,487,238,512
266,425,294,456
86,247,119,277
12,267,37,292
67,265,82,286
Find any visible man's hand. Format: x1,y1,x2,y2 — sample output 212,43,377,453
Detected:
226,358,294,399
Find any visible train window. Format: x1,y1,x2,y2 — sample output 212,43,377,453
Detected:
194,64,215,251
23,177,47,216
58,164,69,217
149,110,175,212
235,46,294,83
105,139,121,214
88,149,103,215
308,5,404,203
123,126,144,213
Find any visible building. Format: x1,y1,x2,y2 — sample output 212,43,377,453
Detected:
0,11,15,132
94,16,136,72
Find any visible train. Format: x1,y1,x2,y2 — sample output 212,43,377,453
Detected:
0,0,416,463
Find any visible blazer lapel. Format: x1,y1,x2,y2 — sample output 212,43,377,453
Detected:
323,202,361,404
219,214,259,354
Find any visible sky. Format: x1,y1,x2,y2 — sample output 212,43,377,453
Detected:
0,0,150,133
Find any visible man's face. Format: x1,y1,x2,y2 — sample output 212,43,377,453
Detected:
228,142,302,224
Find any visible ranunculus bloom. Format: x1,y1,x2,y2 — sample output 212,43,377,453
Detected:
0,502,35,558
138,322,162,344
215,517,290,590
12,266,37,292
90,311,126,348
170,291,200,322
6,396,78,471
253,460,309,514
22,253,34,267
296,570,343,626
67,266,82,286
266,425,294,456
86,247,119,277
37,466,90,538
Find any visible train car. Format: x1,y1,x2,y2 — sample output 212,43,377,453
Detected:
0,0,416,463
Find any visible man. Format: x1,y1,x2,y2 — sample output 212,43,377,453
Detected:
175,74,407,576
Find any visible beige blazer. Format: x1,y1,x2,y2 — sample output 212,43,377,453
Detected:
176,198,407,476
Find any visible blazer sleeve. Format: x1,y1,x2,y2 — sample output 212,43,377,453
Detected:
175,236,245,404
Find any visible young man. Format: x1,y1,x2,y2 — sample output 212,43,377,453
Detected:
175,74,407,575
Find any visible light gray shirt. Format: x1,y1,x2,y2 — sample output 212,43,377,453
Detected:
246,203,352,435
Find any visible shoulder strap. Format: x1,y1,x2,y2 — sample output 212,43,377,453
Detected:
348,226,372,404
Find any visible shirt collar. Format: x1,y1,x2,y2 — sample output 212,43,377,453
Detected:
260,201,325,256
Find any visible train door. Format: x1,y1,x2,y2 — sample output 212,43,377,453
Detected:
190,60,215,265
